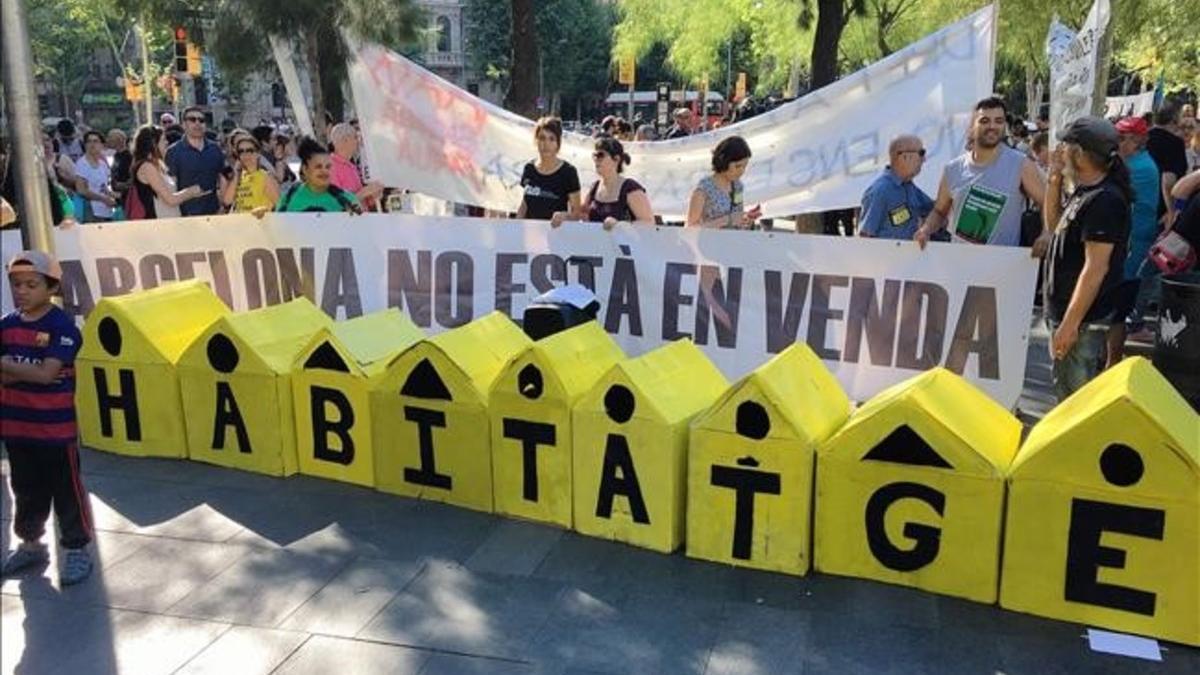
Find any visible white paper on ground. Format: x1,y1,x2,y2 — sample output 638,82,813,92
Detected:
1086,628,1162,661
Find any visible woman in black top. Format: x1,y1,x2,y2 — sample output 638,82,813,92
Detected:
517,116,581,221
552,137,655,229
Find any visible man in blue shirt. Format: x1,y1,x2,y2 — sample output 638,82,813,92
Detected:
165,106,225,216
857,135,934,239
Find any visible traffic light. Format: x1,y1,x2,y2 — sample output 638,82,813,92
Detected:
186,42,202,76
174,27,188,73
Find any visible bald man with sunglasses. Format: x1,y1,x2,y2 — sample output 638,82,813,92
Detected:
857,134,933,239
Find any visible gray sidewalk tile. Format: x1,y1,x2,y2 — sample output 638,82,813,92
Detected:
86,475,246,543
174,625,310,675
359,561,562,659
280,556,424,636
418,652,538,674
464,519,564,577
703,603,811,675
797,574,940,630
528,588,723,675
801,622,939,675
167,547,352,626
273,634,429,674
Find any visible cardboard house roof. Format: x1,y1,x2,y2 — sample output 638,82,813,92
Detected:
497,321,625,403
693,343,850,444
78,280,229,365
421,312,531,398
296,309,425,379
1012,357,1199,481
582,340,729,425
818,368,1021,478
180,298,332,375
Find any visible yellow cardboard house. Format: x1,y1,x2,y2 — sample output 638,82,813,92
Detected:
489,321,625,528
371,311,530,511
687,343,850,575
1000,357,1199,646
178,298,332,476
292,309,425,488
76,280,229,458
814,368,1021,603
573,340,729,553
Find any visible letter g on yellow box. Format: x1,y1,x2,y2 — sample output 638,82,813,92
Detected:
1001,357,1199,646
814,368,1020,603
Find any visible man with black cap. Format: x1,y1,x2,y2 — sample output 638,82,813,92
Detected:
1042,116,1132,400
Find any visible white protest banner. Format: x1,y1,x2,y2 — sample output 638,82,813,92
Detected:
1,214,1035,407
1104,92,1155,119
1046,0,1111,147
347,6,996,218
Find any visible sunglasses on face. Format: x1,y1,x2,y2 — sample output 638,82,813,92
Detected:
185,116,206,123
900,149,927,158
237,147,257,155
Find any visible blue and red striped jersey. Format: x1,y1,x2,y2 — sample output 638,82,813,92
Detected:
1,306,81,446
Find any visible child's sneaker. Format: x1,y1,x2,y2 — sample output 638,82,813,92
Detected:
60,548,93,586
1,544,50,577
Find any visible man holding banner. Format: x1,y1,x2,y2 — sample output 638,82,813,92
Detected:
915,97,1047,251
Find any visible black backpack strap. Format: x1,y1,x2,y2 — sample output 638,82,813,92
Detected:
278,183,302,212
327,184,363,214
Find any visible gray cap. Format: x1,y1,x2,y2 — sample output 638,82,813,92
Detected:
1060,116,1119,158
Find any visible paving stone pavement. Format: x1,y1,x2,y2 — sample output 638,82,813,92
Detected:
2,317,1196,674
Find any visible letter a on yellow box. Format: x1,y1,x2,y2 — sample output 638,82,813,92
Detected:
489,322,624,529
1001,358,1199,646
76,280,229,458
814,368,1020,603
574,340,728,553
293,309,424,488
179,298,331,477
687,344,849,575
371,312,528,512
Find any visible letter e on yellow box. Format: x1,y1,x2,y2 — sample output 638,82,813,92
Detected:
814,368,1020,603
1001,358,1199,646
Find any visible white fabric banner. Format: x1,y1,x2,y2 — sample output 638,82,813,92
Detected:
347,6,996,218
1104,92,1155,119
1,214,1035,407
1046,0,1111,147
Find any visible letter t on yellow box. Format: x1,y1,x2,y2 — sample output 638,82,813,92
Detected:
489,322,624,529
1001,357,1199,646
687,344,849,575
814,368,1020,604
573,340,728,553
76,280,229,458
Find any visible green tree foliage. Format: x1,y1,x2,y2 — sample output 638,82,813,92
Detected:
464,0,615,115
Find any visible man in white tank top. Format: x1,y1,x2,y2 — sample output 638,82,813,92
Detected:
916,97,1048,252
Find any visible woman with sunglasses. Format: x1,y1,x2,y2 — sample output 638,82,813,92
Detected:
517,116,581,221
686,136,760,229
857,135,933,239
221,134,280,214
551,137,654,229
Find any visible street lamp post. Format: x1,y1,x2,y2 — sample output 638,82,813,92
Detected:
1,0,56,253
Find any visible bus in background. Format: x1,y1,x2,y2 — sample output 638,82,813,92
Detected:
602,90,727,132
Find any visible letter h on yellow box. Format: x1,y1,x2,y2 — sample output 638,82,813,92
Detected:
293,309,424,488
573,340,728,553
814,368,1020,603
76,280,229,458
489,322,625,529
371,312,529,512
1001,357,1199,646
687,344,850,575
179,298,331,476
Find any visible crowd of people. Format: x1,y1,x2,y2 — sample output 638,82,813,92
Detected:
2,97,1199,406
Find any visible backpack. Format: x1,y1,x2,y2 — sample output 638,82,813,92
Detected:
124,161,151,220
278,183,362,214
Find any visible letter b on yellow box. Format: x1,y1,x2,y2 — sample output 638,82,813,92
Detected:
1001,358,1199,646
814,368,1020,603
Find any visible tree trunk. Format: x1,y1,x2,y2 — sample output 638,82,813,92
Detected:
810,0,846,90
303,30,327,142
506,0,539,118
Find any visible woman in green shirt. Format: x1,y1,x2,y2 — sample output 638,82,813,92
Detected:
273,136,362,214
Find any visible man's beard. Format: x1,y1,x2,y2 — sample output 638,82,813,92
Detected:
975,129,1002,148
